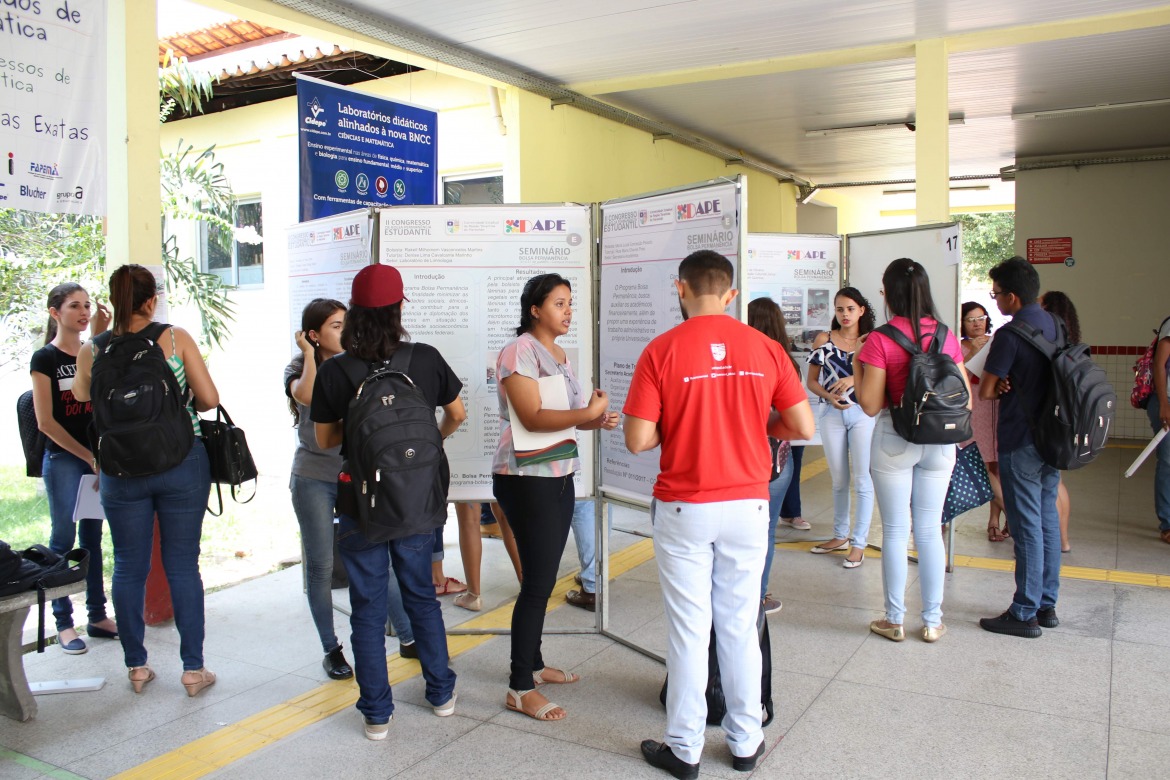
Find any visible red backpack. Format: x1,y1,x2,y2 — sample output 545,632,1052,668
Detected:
1132,316,1170,409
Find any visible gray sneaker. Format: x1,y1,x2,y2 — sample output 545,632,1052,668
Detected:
364,715,392,740
762,596,783,615
433,692,457,717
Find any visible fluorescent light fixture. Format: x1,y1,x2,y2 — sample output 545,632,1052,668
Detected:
1012,98,1170,120
805,117,965,138
882,185,991,195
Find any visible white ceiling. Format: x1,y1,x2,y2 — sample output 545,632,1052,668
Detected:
270,0,1170,188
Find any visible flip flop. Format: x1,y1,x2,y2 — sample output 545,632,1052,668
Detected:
434,577,468,595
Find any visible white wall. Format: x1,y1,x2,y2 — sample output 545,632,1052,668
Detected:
1014,159,1170,439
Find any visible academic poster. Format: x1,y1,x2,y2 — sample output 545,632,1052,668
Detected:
286,209,373,336
377,205,594,501
598,179,742,505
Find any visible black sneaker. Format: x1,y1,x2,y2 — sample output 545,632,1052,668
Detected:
641,740,699,780
979,610,1041,638
399,641,419,659
732,741,765,772
1037,607,1059,628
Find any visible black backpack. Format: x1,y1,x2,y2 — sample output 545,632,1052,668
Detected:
17,390,47,478
1005,315,1116,470
340,344,449,543
876,322,972,445
89,323,194,477
0,542,89,652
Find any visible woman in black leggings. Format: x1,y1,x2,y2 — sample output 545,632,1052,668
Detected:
492,273,617,721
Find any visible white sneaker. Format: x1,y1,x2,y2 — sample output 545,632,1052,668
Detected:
433,692,457,717
364,714,392,740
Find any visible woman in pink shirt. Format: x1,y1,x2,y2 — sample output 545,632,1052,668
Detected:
854,258,971,644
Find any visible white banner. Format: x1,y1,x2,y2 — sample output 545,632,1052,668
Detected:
598,180,741,505
0,0,106,215
287,210,374,337
744,233,843,446
377,205,594,501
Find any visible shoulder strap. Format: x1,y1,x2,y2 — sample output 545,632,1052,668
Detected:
140,321,170,344
1004,316,1059,360
388,342,414,373
337,353,370,391
875,324,921,356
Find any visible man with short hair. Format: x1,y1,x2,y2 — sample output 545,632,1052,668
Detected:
624,250,813,778
979,256,1062,638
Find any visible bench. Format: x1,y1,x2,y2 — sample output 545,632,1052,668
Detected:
0,581,86,721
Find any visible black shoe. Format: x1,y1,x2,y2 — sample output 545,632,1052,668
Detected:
1037,607,1059,628
641,740,699,780
323,646,354,679
732,741,765,772
399,641,419,659
979,610,1041,638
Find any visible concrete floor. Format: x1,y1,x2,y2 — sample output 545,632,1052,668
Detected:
2,444,1168,779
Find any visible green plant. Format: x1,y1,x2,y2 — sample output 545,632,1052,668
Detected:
956,212,1016,283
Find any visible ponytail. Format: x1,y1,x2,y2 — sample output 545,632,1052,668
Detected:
108,264,157,335
44,282,85,345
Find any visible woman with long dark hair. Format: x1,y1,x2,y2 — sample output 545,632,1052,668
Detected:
309,264,464,739
960,300,1008,541
855,258,971,644
747,297,800,614
1040,291,1078,552
493,273,617,721
73,264,220,695
30,282,117,655
806,287,876,568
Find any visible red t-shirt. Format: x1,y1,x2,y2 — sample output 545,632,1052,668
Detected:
857,316,963,406
623,315,807,503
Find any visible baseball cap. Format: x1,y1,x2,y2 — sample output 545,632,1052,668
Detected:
350,264,410,307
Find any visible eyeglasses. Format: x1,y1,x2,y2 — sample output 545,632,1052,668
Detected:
964,315,989,323
989,291,1004,299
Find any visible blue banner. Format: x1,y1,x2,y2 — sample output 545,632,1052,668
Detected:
296,74,437,221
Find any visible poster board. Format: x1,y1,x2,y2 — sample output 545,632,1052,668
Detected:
845,223,962,329
744,233,844,446
377,205,594,501
287,210,375,337
597,178,744,506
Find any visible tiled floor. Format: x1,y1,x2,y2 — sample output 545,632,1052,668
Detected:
2,444,1169,779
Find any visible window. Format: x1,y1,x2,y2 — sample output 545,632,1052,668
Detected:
442,172,503,205
202,199,264,287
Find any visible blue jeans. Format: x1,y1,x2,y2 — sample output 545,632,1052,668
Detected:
290,476,412,651
762,455,794,598
999,443,1062,620
1148,395,1170,532
869,415,953,627
101,441,210,670
780,446,803,517
572,499,599,593
818,404,876,547
336,516,455,723
42,449,108,631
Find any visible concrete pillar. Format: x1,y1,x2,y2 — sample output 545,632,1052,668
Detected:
914,39,950,225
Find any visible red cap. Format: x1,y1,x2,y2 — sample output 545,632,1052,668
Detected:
350,264,410,308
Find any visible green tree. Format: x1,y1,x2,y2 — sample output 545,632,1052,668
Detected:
956,212,1015,282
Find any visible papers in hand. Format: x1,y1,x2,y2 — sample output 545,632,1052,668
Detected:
72,474,106,522
1126,428,1168,478
966,334,993,377
508,375,579,467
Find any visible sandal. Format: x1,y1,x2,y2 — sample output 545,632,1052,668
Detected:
1161,529,1170,545
987,523,1006,542
128,666,155,694
434,577,468,595
532,666,579,685
454,592,482,611
506,688,565,721
810,539,849,554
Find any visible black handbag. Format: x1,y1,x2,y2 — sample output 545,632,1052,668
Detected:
200,404,258,516
942,442,995,524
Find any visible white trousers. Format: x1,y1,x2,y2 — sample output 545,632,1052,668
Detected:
652,497,768,764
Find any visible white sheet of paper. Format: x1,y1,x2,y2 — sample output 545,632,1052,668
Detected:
507,374,576,452
1126,427,1168,478
967,333,993,377
72,474,106,522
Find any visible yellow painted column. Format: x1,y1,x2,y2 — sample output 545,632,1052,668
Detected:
914,39,950,225
106,0,160,267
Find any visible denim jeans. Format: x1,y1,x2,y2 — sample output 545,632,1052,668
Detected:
762,455,794,599
42,449,108,631
652,498,768,765
493,473,574,691
290,476,415,651
101,441,210,670
571,499,599,594
780,446,804,517
1147,395,1170,532
336,516,455,723
999,443,1061,620
818,404,876,547
869,414,953,627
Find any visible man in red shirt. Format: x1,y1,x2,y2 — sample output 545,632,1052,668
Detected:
624,250,813,778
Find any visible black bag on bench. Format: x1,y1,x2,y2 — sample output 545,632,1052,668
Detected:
0,543,89,652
